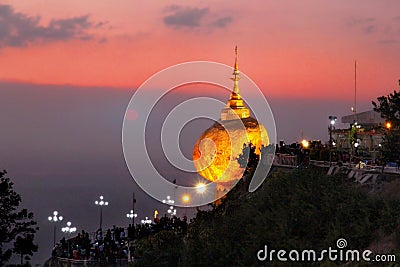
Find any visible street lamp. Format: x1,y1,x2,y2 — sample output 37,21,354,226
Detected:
61,221,77,234
195,182,207,207
301,140,309,149
61,221,76,258
182,194,190,203
195,183,206,194
328,116,337,164
94,195,108,230
126,210,137,224
162,195,175,205
167,206,176,216
163,196,176,217
48,211,63,247
182,194,190,217
141,217,152,224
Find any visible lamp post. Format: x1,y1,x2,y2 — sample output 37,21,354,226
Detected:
182,194,190,217
48,211,63,247
195,182,206,206
167,206,177,216
300,140,310,166
94,195,108,230
132,192,136,225
61,221,77,234
195,183,206,194
354,139,361,168
126,210,137,224
182,194,190,203
329,116,337,164
301,140,309,149
162,195,174,205
141,217,152,224
162,195,176,216
61,222,76,258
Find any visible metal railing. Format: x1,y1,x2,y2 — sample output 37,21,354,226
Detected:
52,257,128,267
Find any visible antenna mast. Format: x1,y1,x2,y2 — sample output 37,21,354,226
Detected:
354,60,357,123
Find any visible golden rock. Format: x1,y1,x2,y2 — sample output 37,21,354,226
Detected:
193,46,269,185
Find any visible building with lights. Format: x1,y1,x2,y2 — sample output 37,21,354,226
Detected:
332,110,385,161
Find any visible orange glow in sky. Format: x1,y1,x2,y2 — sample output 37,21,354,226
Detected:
1,0,399,100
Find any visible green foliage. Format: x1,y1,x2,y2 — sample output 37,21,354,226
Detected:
319,148,330,161
380,129,400,163
182,168,400,266
373,90,400,162
133,230,184,267
309,149,320,160
13,234,38,265
372,90,400,126
128,168,400,266
237,143,259,176
348,124,358,147
0,170,38,266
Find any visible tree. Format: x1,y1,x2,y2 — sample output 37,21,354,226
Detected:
0,170,38,266
348,124,359,161
372,90,400,162
13,234,38,265
372,90,400,125
237,143,259,177
183,168,400,266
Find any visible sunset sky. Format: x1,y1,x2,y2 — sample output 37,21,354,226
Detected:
1,1,400,264
1,0,399,99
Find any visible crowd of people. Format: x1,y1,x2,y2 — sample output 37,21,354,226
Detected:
52,227,128,263
52,215,188,264
136,215,188,239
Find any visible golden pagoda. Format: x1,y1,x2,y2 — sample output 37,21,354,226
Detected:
193,47,269,190
220,46,251,121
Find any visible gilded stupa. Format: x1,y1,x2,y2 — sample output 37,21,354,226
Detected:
193,47,269,190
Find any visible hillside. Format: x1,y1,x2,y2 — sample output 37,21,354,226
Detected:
134,167,400,267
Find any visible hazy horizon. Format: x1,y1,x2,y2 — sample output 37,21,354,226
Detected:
0,80,379,264
1,0,400,264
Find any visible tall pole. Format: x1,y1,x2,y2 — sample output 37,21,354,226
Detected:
100,206,103,230
172,179,177,205
329,116,337,165
48,211,63,248
95,195,108,230
350,61,357,167
62,221,77,258
53,224,56,247
329,124,332,164
132,192,136,225
354,60,357,123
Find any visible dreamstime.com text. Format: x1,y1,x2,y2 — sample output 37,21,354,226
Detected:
257,238,396,263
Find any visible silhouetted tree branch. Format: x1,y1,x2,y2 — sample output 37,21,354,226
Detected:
0,170,38,266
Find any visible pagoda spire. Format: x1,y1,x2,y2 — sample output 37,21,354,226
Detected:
234,45,239,71
220,46,250,121
231,45,240,95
